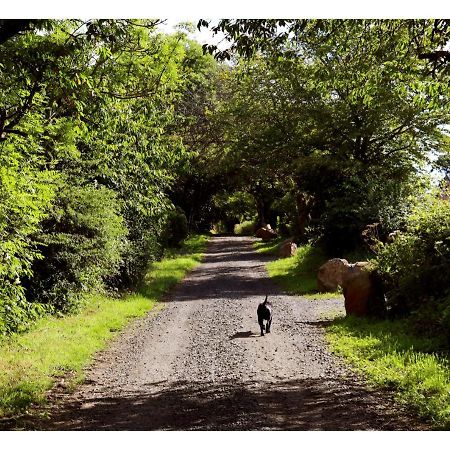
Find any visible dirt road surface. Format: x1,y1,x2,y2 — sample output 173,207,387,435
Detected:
41,236,428,430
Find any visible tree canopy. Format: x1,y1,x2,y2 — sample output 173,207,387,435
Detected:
1,18,449,334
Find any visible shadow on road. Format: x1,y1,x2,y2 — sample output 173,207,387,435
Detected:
229,331,260,339
162,237,280,303
42,377,423,431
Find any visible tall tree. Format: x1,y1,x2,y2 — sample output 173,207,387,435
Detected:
199,20,450,250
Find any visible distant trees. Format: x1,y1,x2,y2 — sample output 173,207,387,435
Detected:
198,19,450,252
195,18,450,337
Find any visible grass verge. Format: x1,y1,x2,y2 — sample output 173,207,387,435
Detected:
255,240,342,299
327,316,450,429
255,238,449,428
0,234,208,419
253,236,284,255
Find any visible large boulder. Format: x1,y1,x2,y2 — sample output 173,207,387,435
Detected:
255,226,278,241
278,239,297,258
317,258,350,292
342,263,386,318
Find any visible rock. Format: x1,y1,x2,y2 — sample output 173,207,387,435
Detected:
342,263,386,318
278,239,297,258
317,258,350,292
255,227,278,241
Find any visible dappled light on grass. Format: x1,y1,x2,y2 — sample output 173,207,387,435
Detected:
141,235,208,300
264,243,342,299
253,237,284,255
327,316,450,429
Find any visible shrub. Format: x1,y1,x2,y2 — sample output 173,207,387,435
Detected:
234,220,256,235
26,183,128,312
211,220,230,235
375,193,450,341
0,146,56,335
0,285,49,336
309,165,421,255
163,207,188,247
118,221,163,287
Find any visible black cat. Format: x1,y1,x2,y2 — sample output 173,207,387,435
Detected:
257,295,272,336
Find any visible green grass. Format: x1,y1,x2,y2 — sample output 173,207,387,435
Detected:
327,316,450,429
253,236,285,254
0,234,208,418
255,240,342,299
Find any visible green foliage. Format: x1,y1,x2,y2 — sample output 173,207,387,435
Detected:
375,193,450,339
317,170,422,254
163,207,189,247
27,183,127,312
0,20,218,332
327,316,450,429
204,19,450,79
234,220,257,236
203,20,450,252
0,139,57,335
271,192,298,236
118,223,163,288
210,191,257,232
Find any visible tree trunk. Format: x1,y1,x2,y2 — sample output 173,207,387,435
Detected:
295,192,313,238
255,197,267,229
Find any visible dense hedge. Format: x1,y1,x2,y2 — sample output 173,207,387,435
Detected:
163,207,189,247
375,193,450,342
25,184,127,312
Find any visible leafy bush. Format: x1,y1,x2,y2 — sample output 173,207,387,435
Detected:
163,207,188,247
26,183,128,312
0,144,56,335
0,286,50,337
118,221,163,287
234,220,256,235
317,170,420,255
375,193,450,341
271,192,300,237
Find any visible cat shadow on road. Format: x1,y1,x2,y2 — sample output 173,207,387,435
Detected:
229,331,260,339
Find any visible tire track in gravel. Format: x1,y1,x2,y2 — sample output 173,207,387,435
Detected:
42,236,429,430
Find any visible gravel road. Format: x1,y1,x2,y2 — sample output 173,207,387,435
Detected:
43,236,428,430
